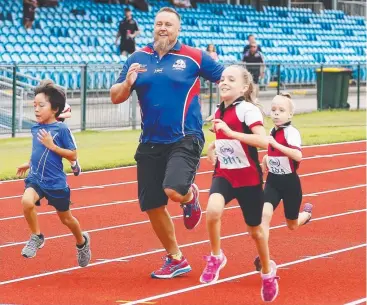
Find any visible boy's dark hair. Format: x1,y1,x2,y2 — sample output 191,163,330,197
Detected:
124,8,131,13
34,80,66,118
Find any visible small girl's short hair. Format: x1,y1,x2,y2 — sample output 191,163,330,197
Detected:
34,80,66,118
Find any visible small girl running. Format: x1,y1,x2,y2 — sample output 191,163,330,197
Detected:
16,81,91,267
200,65,279,302
253,93,313,271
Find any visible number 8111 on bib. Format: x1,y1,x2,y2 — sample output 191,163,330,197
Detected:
215,139,251,170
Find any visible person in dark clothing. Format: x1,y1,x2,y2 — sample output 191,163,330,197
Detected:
115,8,140,56
243,35,262,55
242,42,265,100
23,0,37,29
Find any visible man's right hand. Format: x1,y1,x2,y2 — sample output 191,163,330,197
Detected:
126,63,147,87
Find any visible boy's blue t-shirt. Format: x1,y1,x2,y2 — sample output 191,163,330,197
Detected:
27,122,77,190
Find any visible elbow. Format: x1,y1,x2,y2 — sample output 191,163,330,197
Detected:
294,151,302,162
110,88,119,104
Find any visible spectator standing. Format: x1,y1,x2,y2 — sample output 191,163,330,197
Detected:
23,0,37,30
243,34,262,55
242,42,265,100
115,8,140,57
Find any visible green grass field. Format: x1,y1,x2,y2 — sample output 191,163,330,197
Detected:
0,110,365,181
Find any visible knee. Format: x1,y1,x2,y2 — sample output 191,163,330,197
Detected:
164,188,185,202
249,227,264,241
206,208,222,223
21,198,35,212
262,210,273,222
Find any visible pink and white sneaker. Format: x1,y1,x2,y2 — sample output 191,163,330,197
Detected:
261,260,280,302
303,203,313,225
151,254,192,279
200,252,227,284
181,184,202,230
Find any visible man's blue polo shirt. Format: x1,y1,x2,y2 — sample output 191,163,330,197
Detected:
116,41,224,144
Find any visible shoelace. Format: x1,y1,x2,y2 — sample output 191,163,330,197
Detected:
203,256,218,274
181,203,192,217
26,235,40,252
159,256,173,271
77,244,89,260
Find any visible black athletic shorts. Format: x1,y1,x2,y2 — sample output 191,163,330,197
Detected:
134,135,204,212
209,176,264,227
264,172,303,220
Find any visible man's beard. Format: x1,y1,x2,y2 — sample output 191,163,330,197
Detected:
153,34,175,53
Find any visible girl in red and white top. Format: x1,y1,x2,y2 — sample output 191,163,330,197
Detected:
253,93,313,272
200,65,279,303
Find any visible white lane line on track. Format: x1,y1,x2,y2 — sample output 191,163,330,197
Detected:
0,164,364,221
344,297,367,305
0,140,365,184
122,243,367,305
0,185,365,250
0,161,365,225
0,151,365,201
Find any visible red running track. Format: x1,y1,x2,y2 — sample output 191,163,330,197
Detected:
0,141,365,305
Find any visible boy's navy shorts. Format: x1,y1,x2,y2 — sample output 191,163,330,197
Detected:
25,177,71,212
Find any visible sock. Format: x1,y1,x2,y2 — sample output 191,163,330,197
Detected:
211,250,223,259
37,233,44,240
71,161,77,167
171,251,183,260
76,237,86,249
261,269,274,279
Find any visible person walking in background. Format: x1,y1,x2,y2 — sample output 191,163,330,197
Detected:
115,8,140,57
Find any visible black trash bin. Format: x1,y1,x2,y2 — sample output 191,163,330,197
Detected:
316,67,352,109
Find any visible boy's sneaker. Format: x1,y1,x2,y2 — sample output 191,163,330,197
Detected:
151,254,191,279
261,260,280,302
199,252,227,284
77,232,91,267
254,255,262,272
71,160,82,176
181,184,202,230
22,234,45,258
303,203,313,225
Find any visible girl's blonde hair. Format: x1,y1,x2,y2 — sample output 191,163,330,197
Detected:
275,92,295,113
231,65,263,115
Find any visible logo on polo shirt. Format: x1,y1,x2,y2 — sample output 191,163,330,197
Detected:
172,59,186,70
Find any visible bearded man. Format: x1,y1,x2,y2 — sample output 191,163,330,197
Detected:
110,7,224,279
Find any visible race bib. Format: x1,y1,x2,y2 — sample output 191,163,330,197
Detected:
215,139,250,169
267,156,292,175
